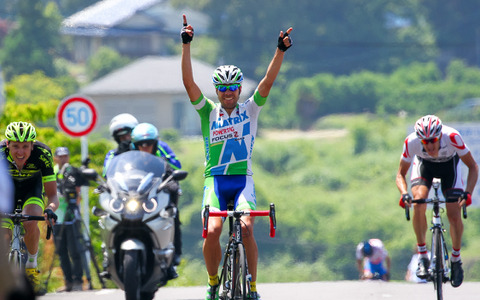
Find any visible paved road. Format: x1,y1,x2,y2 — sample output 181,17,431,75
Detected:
39,281,480,300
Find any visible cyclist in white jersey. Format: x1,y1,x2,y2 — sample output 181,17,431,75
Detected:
355,239,390,280
396,115,478,288
181,14,292,300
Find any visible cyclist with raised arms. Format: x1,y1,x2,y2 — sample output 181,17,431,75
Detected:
396,115,478,288
181,14,292,300
0,121,59,295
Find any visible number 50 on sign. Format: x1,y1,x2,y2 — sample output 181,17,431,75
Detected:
56,95,98,137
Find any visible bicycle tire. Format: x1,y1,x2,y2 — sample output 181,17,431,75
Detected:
433,228,444,300
9,249,23,270
219,244,233,300
231,243,247,300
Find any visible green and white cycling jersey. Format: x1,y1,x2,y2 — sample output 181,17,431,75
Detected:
192,90,267,177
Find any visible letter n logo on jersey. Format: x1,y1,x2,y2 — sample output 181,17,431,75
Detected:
221,138,248,164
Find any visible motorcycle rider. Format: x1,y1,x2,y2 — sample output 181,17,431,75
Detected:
131,123,183,278
102,113,139,177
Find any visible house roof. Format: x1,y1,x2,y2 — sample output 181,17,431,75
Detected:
61,0,209,36
80,56,257,99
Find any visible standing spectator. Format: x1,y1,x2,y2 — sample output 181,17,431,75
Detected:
53,147,85,292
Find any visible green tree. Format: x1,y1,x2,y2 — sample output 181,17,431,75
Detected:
5,71,78,104
86,46,131,81
0,0,62,81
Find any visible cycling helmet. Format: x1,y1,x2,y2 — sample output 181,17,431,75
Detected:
132,123,158,145
362,240,373,257
5,121,36,142
109,113,138,143
414,115,443,140
212,65,243,86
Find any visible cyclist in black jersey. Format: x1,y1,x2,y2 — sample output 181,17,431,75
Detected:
0,121,59,296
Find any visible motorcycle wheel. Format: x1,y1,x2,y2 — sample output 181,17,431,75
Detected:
124,250,141,300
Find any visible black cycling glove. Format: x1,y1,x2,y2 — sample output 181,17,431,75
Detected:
277,32,292,52
44,208,58,222
181,24,194,44
399,193,412,208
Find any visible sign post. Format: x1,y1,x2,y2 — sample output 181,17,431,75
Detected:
56,95,98,233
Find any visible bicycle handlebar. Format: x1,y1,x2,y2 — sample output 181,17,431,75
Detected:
1,213,53,240
404,198,467,221
202,203,277,238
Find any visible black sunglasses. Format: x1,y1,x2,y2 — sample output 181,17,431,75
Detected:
134,140,156,148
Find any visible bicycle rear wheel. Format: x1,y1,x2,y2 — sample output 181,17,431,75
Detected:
432,228,444,300
231,243,247,300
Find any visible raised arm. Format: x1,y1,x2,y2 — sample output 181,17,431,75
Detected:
257,27,293,98
181,14,202,102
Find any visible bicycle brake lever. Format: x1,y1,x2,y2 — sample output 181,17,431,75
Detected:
202,205,210,238
46,225,52,240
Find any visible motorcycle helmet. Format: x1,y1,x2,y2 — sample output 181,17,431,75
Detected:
212,65,243,86
109,113,138,143
414,115,443,140
132,123,158,152
5,121,37,142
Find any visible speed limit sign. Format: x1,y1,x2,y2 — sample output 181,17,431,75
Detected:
56,95,98,137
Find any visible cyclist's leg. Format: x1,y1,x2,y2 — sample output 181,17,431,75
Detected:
202,176,225,280
235,176,258,283
441,158,464,252
410,157,432,246
22,197,45,267
1,218,13,242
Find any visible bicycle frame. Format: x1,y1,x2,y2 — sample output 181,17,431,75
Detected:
2,208,51,270
203,204,276,300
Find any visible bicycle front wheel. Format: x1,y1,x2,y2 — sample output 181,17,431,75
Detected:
432,228,444,300
9,250,23,270
231,243,247,300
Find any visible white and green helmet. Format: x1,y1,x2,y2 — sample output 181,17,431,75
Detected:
212,65,243,86
5,121,36,142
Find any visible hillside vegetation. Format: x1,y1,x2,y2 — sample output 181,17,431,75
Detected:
168,114,480,285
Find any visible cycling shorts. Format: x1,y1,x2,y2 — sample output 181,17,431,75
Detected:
202,175,256,212
410,154,464,200
2,176,45,230
364,260,387,276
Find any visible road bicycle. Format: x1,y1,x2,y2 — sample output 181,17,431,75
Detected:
203,204,276,300
404,179,467,300
1,202,52,270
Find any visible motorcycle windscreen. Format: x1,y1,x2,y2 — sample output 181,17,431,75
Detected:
106,150,166,193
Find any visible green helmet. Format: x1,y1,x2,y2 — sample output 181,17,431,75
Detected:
5,121,37,142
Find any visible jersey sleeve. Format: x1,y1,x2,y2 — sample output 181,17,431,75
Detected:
447,130,470,157
38,146,56,182
157,141,182,170
400,133,418,163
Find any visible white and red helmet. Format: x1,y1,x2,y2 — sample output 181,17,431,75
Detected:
414,115,443,140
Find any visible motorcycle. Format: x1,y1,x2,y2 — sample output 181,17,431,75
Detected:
90,151,188,300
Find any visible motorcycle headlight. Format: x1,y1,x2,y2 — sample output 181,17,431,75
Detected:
142,197,158,213
125,198,141,214
109,198,124,213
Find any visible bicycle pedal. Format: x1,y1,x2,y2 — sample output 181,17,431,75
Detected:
99,271,111,279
